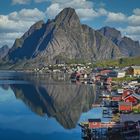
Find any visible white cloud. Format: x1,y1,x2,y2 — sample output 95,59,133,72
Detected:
126,8,140,26
133,8,140,15
46,3,62,19
106,12,127,22
116,8,140,41
18,8,45,21
12,0,30,5
8,8,45,22
118,26,140,42
0,33,23,47
119,26,140,36
98,8,108,16
76,8,98,20
128,15,140,26
0,8,45,47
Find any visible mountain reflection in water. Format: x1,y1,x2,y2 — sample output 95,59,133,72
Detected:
1,73,98,129
12,83,96,129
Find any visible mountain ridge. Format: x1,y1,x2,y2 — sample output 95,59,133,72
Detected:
98,26,140,57
3,7,140,68
6,7,121,66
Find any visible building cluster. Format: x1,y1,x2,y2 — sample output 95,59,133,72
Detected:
79,66,140,140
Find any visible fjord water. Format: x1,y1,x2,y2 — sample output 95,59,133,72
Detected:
0,71,102,140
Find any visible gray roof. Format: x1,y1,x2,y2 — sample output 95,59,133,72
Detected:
119,102,132,106
132,93,140,100
120,114,140,122
131,66,140,69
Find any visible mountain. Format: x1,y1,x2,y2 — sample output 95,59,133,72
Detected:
98,26,140,57
7,8,121,66
0,45,9,59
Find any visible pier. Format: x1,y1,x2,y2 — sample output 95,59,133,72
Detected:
79,119,140,140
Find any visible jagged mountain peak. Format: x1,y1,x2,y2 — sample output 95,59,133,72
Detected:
54,7,80,27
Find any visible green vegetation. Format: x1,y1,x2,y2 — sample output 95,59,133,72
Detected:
0,54,140,70
133,104,140,113
94,56,140,68
112,77,137,82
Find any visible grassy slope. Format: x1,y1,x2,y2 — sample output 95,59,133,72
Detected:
94,56,140,68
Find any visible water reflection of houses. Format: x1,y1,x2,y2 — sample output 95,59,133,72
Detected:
11,81,97,129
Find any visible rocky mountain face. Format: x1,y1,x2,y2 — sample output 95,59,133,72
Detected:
0,45,9,59
98,26,140,57
7,8,121,65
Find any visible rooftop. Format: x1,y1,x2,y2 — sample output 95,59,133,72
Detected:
88,119,101,122
119,102,132,106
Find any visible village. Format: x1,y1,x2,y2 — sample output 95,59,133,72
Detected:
73,65,140,140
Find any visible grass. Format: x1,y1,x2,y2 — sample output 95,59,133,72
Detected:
112,77,137,82
91,56,140,68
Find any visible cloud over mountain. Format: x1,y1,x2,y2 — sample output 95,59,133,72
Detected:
0,8,45,47
1,0,140,47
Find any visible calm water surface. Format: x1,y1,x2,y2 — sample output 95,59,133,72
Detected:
0,71,104,140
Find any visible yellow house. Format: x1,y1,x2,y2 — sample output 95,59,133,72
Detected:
127,66,140,76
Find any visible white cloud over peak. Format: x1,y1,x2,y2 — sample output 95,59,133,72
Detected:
46,3,62,19
46,0,96,20
76,8,98,20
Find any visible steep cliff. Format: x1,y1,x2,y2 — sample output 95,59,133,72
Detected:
7,8,121,65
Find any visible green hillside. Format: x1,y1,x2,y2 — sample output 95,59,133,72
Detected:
94,56,140,67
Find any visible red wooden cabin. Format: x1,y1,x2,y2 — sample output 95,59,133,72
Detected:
100,70,112,75
122,89,134,100
111,95,122,101
119,102,132,112
88,119,101,129
123,93,140,105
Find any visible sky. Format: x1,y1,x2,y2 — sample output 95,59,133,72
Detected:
0,0,140,47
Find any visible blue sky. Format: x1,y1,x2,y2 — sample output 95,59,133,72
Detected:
0,0,140,47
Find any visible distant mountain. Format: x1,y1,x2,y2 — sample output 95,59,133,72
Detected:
98,26,140,57
0,45,9,59
7,8,121,66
